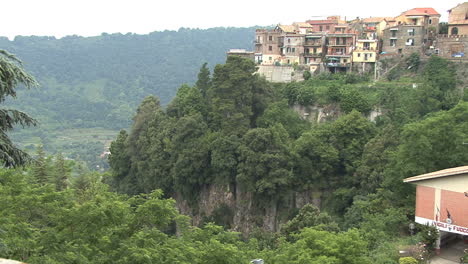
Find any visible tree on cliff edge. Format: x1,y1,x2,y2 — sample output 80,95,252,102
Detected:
0,50,38,167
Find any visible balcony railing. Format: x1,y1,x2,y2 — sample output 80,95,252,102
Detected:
328,42,351,46
302,53,322,57
327,63,350,67
355,47,376,51
304,41,322,46
326,52,351,56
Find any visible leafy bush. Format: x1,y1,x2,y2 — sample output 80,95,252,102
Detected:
399,257,418,264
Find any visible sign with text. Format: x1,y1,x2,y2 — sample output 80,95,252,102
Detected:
416,216,468,235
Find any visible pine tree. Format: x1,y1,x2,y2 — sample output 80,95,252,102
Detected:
196,62,211,98
0,50,38,167
53,152,70,191
32,145,50,185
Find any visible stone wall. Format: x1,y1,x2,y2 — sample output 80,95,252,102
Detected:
256,65,305,83
433,35,468,60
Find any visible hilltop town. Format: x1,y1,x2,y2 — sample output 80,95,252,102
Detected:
229,2,468,81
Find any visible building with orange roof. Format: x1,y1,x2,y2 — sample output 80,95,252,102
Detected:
306,16,345,33
381,7,440,56
395,7,440,29
404,165,468,254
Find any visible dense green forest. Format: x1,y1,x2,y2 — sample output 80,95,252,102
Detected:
106,55,467,263
1,27,255,168
2,50,468,263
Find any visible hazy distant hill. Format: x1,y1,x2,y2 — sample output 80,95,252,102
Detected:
1,27,256,130
1,27,255,168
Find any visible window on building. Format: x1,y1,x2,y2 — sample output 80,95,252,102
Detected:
305,48,310,54
269,36,273,41
390,39,397,46
451,27,459,35
358,53,361,57
364,54,368,60
257,36,260,42
391,31,397,37
429,19,432,25
406,38,414,46
326,25,330,30
269,45,272,51
288,38,291,43
287,59,290,64
320,26,323,31
408,28,415,36
313,48,317,54
292,48,295,53
343,59,347,63
269,56,272,60
369,53,373,57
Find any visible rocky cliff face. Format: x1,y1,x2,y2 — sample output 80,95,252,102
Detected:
175,184,322,235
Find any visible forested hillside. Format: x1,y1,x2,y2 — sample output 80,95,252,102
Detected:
1,27,255,167
106,55,467,262
2,49,468,263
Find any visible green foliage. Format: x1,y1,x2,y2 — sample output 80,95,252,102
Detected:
257,100,309,138
208,56,270,134
281,204,339,237
393,102,468,178
0,50,38,167
167,84,207,118
3,28,255,168
196,62,211,98
271,228,371,264
52,152,71,191
438,22,448,34
405,53,420,72
399,257,418,264
104,56,466,261
237,125,293,199
422,56,458,110
339,88,372,114
303,70,312,80
31,145,51,185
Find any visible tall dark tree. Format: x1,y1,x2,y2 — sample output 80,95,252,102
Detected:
0,50,38,167
31,145,50,185
208,56,258,135
53,152,71,191
196,62,211,98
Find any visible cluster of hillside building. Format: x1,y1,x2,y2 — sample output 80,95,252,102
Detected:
232,3,468,74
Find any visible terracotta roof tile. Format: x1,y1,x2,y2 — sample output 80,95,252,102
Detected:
294,22,313,28
402,7,440,16
363,17,388,23
277,25,296,33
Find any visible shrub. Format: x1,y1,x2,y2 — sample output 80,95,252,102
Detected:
399,257,418,264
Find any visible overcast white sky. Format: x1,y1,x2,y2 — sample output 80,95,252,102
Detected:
0,0,463,39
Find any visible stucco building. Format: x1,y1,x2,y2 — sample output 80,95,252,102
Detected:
255,28,283,65
306,16,345,33
381,8,440,56
325,26,356,72
404,166,468,254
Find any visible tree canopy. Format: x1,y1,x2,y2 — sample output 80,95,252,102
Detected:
0,50,38,167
